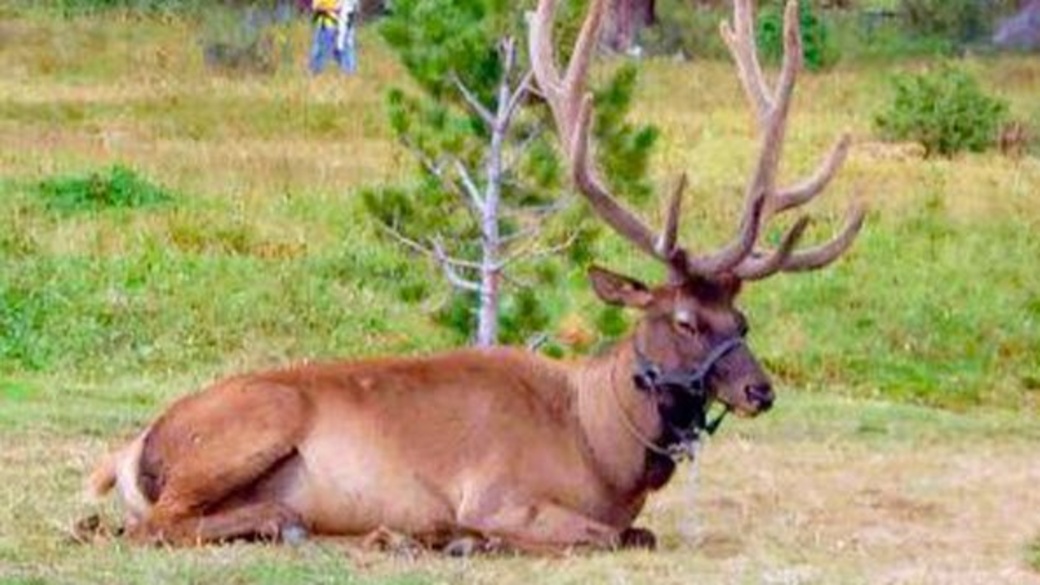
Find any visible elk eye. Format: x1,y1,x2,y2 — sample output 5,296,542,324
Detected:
675,314,702,335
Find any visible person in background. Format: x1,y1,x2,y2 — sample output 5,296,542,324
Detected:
309,0,357,75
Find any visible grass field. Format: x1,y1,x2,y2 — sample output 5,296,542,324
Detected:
1,7,1039,584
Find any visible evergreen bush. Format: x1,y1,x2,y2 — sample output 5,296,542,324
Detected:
874,64,1008,157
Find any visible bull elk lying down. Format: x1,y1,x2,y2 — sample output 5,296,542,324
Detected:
85,0,863,553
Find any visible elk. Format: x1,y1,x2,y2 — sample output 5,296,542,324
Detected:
84,0,863,553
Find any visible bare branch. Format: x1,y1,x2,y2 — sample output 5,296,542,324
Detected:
433,238,482,292
399,137,481,218
500,225,542,244
503,124,545,175
497,231,579,269
400,136,446,180
376,222,483,270
452,159,485,210
499,269,536,290
504,70,535,125
451,73,495,127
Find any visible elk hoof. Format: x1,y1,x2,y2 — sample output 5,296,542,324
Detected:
280,523,309,546
443,536,480,557
71,513,114,543
362,527,423,558
619,527,657,550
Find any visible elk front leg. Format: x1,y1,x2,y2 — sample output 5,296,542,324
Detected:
458,499,623,554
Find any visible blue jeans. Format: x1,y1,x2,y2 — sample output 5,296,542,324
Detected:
309,25,356,75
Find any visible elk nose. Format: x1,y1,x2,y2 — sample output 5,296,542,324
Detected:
745,383,774,412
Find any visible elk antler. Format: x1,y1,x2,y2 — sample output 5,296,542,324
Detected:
720,0,865,279
528,0,865,282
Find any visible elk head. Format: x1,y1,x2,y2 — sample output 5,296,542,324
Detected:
530,0,866,419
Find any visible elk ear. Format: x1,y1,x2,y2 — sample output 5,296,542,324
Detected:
588,266,653,308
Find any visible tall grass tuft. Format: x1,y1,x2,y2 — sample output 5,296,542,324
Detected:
36,165,174,213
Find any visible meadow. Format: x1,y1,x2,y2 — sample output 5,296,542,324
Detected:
1,6,1039,584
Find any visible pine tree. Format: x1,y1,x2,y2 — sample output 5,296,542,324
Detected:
364,0,657,347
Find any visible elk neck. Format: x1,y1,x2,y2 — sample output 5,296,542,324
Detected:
570,337,673,497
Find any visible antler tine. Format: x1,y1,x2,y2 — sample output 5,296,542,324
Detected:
733,215,811,280
773,134,851,213
715,0,864,279
684,190,768,275
531,0,863,282
529,0,606,145
680,0,801,277
570,93,660,256
530,0,664,260
719,0,770,122
656,173,687,258
781,201,867,272
529,1,563,112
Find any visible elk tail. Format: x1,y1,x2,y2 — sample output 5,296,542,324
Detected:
84,431,152,518
84,452,117,501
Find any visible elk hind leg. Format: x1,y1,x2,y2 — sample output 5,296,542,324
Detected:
129,383,309,545
144,500,306,546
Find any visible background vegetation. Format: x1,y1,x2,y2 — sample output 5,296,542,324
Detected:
1,1,1039,583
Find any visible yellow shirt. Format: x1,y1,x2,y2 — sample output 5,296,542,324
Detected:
312,0,339,27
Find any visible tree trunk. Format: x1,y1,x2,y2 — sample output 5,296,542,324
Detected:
473,45,517,347
604,0,657,52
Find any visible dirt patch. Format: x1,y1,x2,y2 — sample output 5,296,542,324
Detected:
642,437,1040,584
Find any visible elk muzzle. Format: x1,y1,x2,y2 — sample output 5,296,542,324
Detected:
711,344,773,417
744,382,774,412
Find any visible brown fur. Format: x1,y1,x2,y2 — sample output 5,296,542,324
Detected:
87,270,773,552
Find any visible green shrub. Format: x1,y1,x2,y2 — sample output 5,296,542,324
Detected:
757,1,839,71
874,65,1008,157
36,164,174,213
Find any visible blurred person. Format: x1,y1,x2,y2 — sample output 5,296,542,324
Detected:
309,0,358,75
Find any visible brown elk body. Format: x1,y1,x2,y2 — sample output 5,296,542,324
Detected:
87,0,863,552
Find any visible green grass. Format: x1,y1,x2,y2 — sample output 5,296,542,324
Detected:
1,7,1040,584
1029,535,1040,573
36,164,174,213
